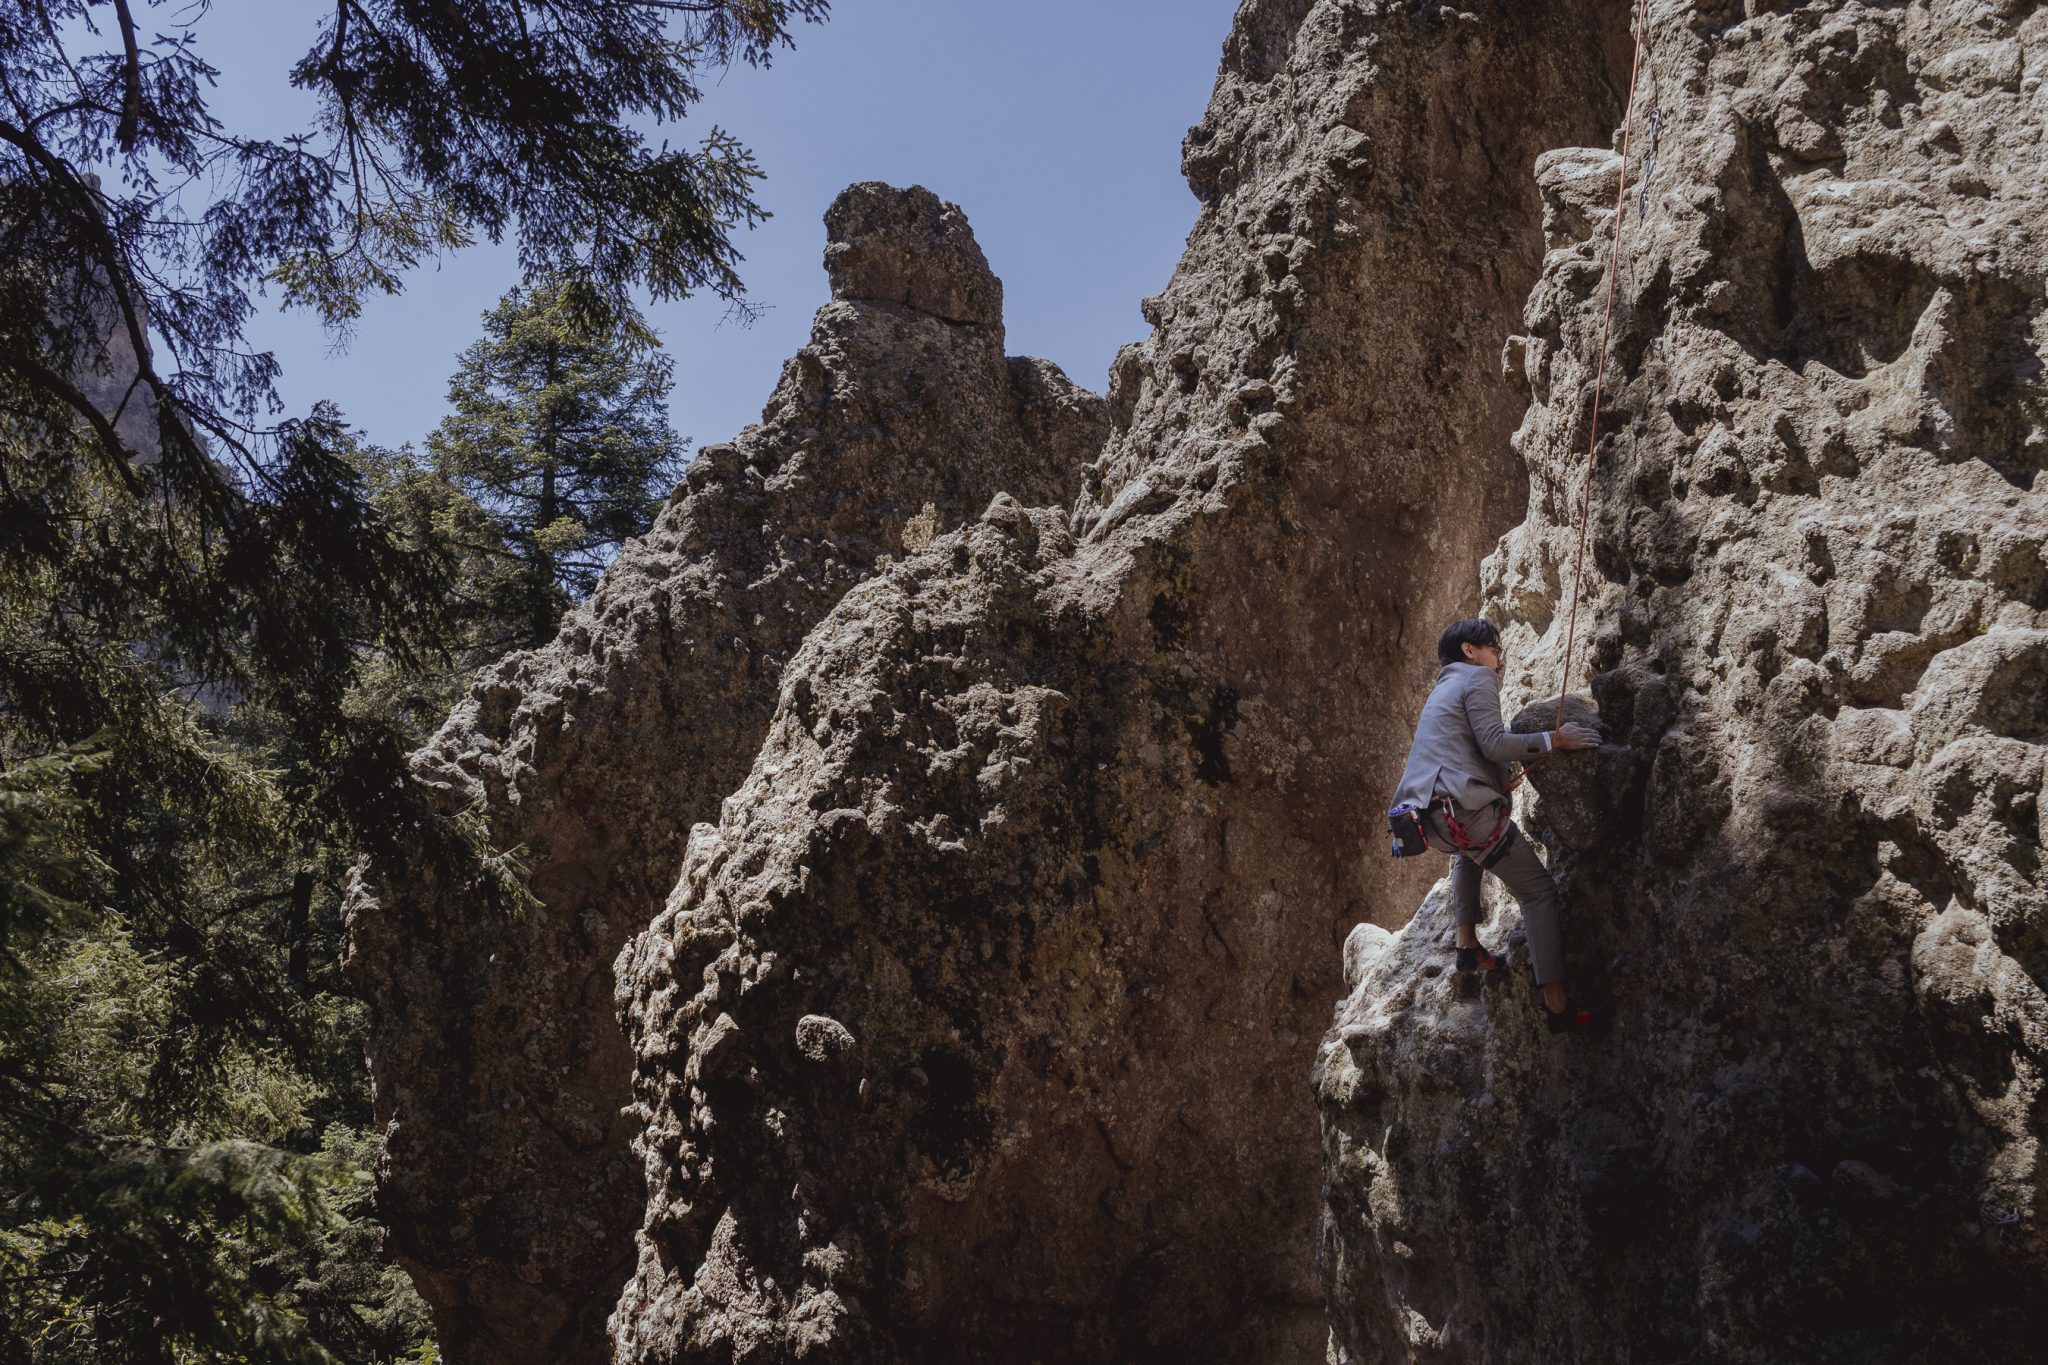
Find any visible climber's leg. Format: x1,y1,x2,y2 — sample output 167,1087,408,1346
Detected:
1423,809,1488,950
1451,856,1490,953
1450,852,1482,932
1485,824,1564,987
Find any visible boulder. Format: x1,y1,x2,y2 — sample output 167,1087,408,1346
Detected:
1507,692,1611,852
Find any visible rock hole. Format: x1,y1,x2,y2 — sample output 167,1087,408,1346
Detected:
1149,590,1191,651
911,1047,990,1181
1778,254,1942,379
1184,685,1239,785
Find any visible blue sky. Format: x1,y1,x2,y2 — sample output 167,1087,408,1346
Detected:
196,0,1243,456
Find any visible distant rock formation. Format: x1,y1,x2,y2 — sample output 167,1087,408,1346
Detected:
345,183,1102,1364
27,174,172,463
1317,1,2048,1360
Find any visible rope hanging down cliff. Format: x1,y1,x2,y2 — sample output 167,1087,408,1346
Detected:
1553,0,1655,730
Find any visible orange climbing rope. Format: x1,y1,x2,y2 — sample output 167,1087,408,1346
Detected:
1554,0,1655,730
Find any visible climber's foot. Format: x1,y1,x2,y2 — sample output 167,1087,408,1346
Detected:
1454,943,1503,975
1544,998,1611,1035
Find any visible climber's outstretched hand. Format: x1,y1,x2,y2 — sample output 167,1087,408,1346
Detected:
1552,721,1601,751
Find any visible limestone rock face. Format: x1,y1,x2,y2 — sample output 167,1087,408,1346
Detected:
344,184,1102,1365
1317,2,2048,1361
823,183,1004,326
359,1,2048,1361
606,5,1620,1362
1509,691,1628,853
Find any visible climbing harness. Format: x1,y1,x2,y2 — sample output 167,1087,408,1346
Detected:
1553,0,1656,731
1386,797,1517,870
1436,796,1518,871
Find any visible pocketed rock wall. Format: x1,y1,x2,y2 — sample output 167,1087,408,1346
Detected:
1316,2,2048,1362
344,184,1103,1365
608,3,1619,1362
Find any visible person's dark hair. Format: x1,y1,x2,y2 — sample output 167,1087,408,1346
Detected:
1437,617,1502,666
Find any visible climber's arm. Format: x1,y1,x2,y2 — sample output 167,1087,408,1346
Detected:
1462,671,1550,763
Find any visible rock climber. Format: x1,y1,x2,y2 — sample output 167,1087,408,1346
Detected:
1388,617,1608,1034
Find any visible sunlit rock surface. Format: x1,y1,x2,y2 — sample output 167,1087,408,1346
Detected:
346,183,1102,1365
1316,1,2048,1360
606,3,1619,1360
361,1,2047,1362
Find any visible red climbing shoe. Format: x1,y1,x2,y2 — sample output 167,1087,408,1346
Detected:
1545,999,1611,1035
1455,943,1504,975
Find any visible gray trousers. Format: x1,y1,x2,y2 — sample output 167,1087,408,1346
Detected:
1423,802,1565,986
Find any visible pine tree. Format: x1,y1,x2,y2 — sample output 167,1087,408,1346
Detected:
429,277,687,647
0,3,827,1359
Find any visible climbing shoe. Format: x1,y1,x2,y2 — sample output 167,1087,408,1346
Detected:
1455,943,1504,975
1544,999,1611,1035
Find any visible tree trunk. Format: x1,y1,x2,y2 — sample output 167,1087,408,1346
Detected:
532,342,561,645
287,869,312,997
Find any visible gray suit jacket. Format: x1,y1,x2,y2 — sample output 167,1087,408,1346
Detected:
1392,662,1550,814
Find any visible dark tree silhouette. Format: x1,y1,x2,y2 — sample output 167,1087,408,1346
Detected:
0,3,826,1359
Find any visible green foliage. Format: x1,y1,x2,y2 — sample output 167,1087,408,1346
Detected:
0,3,829,1359
1,1123,437,1363
0,598,438,1361
1,0,826,845
338,439,528,735
0,398,536,1364
4,1139,342,1365
429,275,688,646
0,745,108,967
